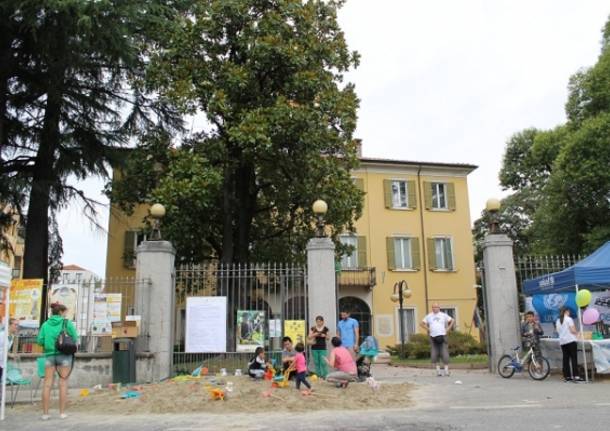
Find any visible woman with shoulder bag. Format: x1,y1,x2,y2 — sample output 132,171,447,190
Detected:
37,303,79,420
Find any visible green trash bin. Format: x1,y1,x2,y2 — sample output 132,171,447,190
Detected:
112,338,136,384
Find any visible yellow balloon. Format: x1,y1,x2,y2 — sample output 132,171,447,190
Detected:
576,289,592,307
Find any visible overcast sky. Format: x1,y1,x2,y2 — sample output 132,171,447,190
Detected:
58,0,610,278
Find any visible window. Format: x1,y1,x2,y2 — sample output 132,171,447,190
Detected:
387,237,420,271
340,236,359,269
394,238,412,269
440,307,456,320
123,230,148,268
62,273,70,284
391,181,408,208
398,308,417,341
432,237,454,270
432,183,447,209
75,273,82,283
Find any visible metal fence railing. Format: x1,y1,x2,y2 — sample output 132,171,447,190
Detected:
514,255,583,296
173,262,307,375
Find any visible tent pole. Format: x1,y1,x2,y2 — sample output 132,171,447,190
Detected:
575,285,589,383
1,285,10,421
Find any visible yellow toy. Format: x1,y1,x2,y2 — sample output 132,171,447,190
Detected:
273,365,294,388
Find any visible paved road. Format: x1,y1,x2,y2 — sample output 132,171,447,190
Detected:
4,366,610,430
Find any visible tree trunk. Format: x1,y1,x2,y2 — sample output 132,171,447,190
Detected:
234,162,256,262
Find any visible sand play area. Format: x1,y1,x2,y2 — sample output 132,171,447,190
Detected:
18,375,413,415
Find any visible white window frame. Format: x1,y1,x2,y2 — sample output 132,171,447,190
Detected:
439,306,458,330
339,235,359,269
393,236,414,270
394,306,418,343
390,180,409,209
431,182,448,210
433,236,454,271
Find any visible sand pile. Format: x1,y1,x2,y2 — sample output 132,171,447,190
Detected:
20,376,413,415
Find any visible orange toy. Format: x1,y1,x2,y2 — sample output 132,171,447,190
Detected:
208,388,225,400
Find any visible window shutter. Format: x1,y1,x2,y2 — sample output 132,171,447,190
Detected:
447,183,456,211
383,180,392,208
123,231,136,268
426,238,437,270
357,236,367,267
386,237,396,270
407,180,417,209
446,239,454,270
424,182,433,210
354,178,364,192
411,237,421,270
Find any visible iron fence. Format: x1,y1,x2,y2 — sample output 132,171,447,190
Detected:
173,262,307,375
514,254,583,296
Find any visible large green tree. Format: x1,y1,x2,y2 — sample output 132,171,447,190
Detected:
109,0,363,263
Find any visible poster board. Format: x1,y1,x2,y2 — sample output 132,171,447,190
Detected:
284,320,306,345
49,284,78,322
185,296,227,353
91,293,122,336
236,310,265,352
268,319,282,338
9,279,43,328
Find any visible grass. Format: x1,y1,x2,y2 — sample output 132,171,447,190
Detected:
390,354,488,367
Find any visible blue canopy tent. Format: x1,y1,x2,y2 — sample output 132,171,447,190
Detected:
523,241,610,382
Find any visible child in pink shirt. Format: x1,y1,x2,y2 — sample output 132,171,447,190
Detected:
294,342,312,391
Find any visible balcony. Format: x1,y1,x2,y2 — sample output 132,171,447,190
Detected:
336,267,376,289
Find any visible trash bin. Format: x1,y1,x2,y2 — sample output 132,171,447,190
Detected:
112,338,136,384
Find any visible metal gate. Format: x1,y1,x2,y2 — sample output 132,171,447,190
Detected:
173,262,307,375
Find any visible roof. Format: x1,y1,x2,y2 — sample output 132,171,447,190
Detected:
62,264,88,272
359,157,478,172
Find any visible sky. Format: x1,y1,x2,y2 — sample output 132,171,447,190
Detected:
57,0,610,278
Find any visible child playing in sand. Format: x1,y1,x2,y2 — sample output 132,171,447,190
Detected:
248,347,269,379
294,342,312,392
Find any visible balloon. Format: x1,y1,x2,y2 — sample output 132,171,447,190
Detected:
582,307,600,325
576,289,592,307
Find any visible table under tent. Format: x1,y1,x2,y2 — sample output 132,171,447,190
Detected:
523,241,610,382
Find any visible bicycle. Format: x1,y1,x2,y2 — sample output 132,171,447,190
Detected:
497,345,550,380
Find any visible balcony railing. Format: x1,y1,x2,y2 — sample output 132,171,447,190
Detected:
336,267,376,289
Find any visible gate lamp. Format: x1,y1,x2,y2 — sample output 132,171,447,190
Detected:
486,198,501,234
312,199,328,238
150,203,166,240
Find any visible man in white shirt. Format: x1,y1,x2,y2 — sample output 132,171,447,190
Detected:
421,303,454,376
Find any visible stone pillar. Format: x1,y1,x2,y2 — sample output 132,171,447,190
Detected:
307,237,337,336
135,240,176,382
482,234,520,373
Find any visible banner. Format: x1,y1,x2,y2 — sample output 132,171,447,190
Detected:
9,279,43,328
590,291,610,326
236,310,265,352
185,297,227,353
531,293,577,325
49,285,78,322
91,293,122,335
591,340,610,374
283,320,306,345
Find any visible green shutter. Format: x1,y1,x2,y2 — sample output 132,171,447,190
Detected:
427,238,437,270
447,183,456,211
407,180,417,209
357,236,367,267
383,180,392,208
123,230,136,268
446,239,454,270
424,182,433,210
354,178,364,192
411,237,421,270
386,237,395,270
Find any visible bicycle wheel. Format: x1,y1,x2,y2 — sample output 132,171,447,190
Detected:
498,354,515,378
528,355,550,380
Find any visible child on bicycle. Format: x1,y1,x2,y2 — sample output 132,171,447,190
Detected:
521,311,544,360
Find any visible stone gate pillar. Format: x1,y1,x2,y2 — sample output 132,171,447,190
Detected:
307,237,337,336
135,240,176,382
482,234,520,373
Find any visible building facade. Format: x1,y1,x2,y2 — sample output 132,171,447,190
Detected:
105,157,478,349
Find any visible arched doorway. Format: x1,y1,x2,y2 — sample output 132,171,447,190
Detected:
339,296,371,338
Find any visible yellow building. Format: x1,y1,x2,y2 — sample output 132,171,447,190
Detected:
338,157,478,348
105,156,478,349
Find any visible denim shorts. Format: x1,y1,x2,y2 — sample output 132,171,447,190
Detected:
45,354,73,368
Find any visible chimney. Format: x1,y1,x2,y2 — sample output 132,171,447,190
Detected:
354,139,362,158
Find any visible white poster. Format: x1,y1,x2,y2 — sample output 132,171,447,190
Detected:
185,296,227,353
268,319,281,338
91,293,122,336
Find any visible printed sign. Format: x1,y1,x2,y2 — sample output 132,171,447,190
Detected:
49,284,78,322
9,279,43,328
185,296,227,353
268,319,282,338
283,320,306,345
91,293,122,335
236,310,265,352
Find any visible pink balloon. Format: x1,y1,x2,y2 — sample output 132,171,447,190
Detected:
582,308,600,325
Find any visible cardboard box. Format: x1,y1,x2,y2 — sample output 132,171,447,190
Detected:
111,321,138,339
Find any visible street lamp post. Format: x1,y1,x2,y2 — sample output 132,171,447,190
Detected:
390,280,412,359
312,199,328,238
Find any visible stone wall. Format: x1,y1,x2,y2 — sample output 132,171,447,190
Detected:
10,352,156,388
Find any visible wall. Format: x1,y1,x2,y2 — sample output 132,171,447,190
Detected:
12,352,155,388
105,204,149,279
352,161,478,349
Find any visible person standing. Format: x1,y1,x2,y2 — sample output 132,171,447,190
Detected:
420,303,454,376
37,303,78,420
556,306,580,382
308,315,329,378
337,310,359,359
0,318,19,382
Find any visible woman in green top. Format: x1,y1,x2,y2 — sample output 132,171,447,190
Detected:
37,303,78,420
